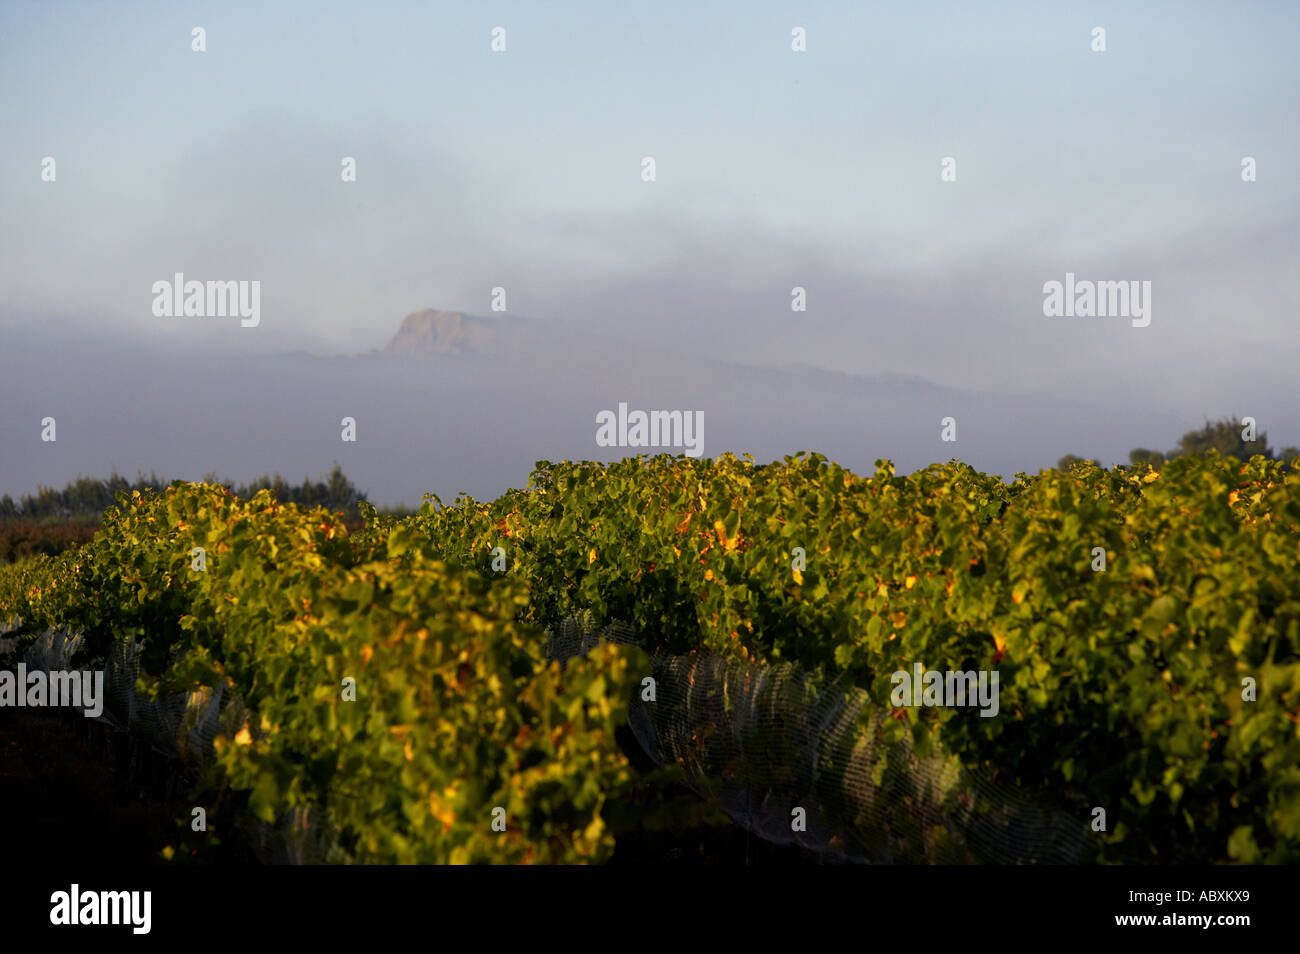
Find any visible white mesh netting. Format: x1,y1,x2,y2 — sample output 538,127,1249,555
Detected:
13,626,343,864
10,613,1090,863
547,612,1091,864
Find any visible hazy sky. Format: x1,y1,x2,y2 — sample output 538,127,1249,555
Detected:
2,1,1298,503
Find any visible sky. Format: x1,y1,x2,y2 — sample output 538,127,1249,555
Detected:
1,1,1298,504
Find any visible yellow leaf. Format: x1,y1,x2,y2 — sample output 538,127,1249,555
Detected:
234,725,252,746
905,575,918,589
361,644,373,665
892,611,907,628
705,569,714,581
429,786,457,831
714,519,739,553
993,633,1006,655
588,547,597,565
792,569,803,585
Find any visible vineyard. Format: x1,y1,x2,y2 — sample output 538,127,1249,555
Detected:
1,451,1298,864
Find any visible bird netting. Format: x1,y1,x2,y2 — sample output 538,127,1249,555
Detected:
13,627,345,864
547,612,1091,864
13,615,1090,863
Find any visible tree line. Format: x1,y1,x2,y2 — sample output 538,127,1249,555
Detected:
0,463,368,523
1060,417,1299,471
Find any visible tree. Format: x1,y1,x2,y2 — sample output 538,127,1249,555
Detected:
1128,448,1166,468
1171,417,1273,460
1128,417,1292,467
1057,454,1095,470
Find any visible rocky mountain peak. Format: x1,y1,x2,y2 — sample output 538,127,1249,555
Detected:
384,309,493,355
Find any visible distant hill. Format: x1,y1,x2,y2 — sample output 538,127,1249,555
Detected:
384,309,498,355
0,308,1202,509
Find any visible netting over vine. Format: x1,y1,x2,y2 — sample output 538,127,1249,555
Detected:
548,613,1091,864
18,627,344,864
18,615,1089,864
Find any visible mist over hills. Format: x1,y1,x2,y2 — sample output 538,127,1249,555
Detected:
0,308,1226,508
